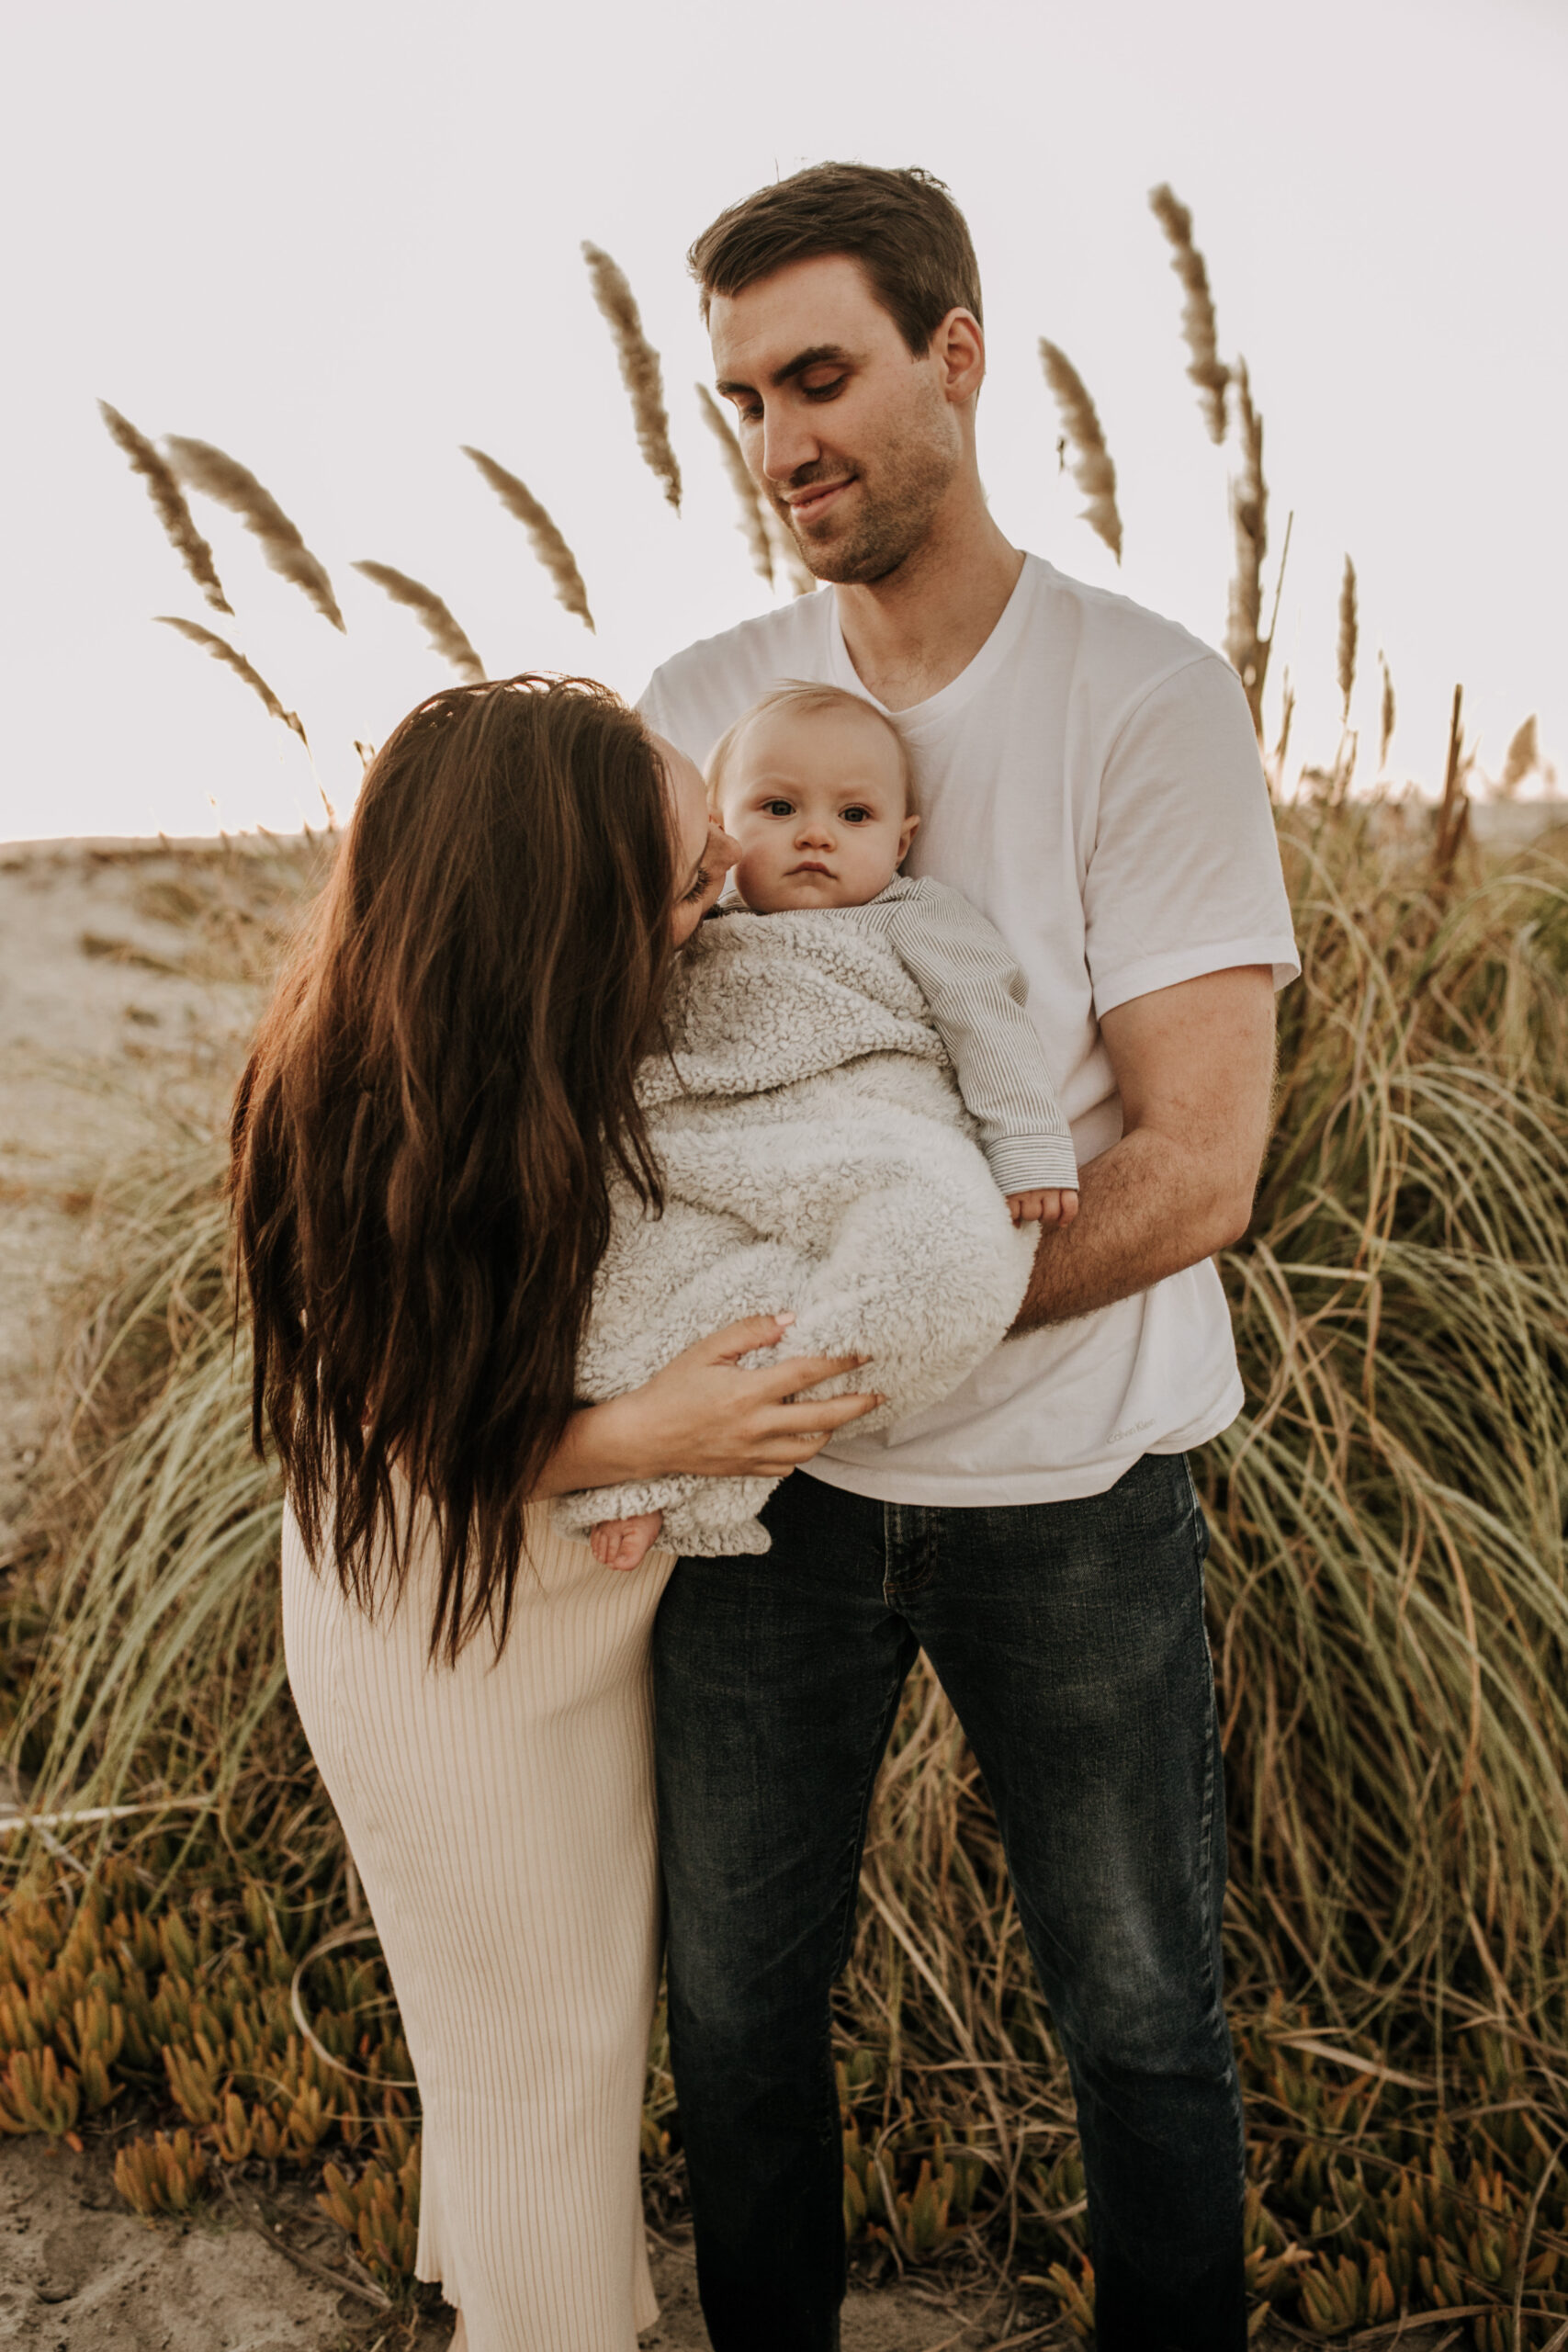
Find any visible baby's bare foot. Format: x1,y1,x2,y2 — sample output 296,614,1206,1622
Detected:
590,1510,665,1571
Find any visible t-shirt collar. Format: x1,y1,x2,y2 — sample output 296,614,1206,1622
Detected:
825,554,1043,735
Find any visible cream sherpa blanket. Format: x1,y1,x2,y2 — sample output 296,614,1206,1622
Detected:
551,907,1038,1555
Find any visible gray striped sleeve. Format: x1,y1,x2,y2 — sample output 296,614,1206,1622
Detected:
848,878,1078,1195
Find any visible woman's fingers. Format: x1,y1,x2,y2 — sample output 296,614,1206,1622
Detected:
734,1389,886,1473
689,1321,879,1399
686,1317,876,1399
761,1352,874,1399
575,1323,885,1488
743,1418,880,1471
701,1312,796,1364
763,1391,884,1430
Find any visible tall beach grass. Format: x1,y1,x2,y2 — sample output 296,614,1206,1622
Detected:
7,183,1567,2343
5,797,1564,2340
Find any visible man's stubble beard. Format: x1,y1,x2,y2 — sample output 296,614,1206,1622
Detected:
774,403,961,589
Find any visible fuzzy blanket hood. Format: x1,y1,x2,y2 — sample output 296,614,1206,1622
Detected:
552,907,1037,1555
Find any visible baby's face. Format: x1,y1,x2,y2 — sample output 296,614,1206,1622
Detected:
719,703,918,914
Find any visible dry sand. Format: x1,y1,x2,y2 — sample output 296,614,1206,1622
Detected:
0,2132,1029,2352
0,838,297,1556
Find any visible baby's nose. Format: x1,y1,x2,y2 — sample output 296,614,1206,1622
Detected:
795,814,835,843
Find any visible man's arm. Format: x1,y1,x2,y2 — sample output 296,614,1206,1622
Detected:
1011,965,1277,1331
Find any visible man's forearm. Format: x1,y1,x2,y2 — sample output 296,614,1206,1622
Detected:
1011,966,1279,1331
1011,1129,1251,1331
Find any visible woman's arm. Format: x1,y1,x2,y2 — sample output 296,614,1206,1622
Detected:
531,1315,886,1498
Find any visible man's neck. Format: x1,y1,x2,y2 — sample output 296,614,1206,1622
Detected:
832,495,1025,715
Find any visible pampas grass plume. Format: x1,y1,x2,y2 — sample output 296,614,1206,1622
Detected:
351,561,485,683
1037,341,1122,562
460,447,594,631
1499,714,1541,799
1148,185,1231,443
1337,557,1359,721
154,616,307,745
1433,682,1472,885
100,403,232,616
1225,361,1269,731
1272,668,1296,788
164,437,344,631
582,243,682,513
1378,652,1397,773
695,386,773,587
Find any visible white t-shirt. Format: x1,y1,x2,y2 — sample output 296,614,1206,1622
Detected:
639,553,1300,1507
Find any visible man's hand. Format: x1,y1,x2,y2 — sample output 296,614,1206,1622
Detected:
1011,966,1277,1332
1007,1188,1079,1228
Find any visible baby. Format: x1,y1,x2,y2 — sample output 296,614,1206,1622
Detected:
590,681,1078,1569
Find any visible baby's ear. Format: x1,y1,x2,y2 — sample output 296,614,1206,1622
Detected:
897,809,921,864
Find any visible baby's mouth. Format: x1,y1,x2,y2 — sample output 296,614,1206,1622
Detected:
789,861,834,876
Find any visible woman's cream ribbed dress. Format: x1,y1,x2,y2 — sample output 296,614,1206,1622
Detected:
282,1500,673,2351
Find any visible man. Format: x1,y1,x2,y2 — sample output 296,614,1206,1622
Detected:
639,162,1298,2352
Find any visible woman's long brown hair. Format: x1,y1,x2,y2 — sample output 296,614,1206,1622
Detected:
231,675,676,1661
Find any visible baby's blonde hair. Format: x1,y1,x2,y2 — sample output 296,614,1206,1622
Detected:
705,681,913,812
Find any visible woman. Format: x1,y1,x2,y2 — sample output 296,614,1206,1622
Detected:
231,676,881,2350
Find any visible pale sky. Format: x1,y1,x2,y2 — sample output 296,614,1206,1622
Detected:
2,0,1562,842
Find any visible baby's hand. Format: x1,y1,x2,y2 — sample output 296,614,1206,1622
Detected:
1008,1188,1079,1228
590,1510,666,1571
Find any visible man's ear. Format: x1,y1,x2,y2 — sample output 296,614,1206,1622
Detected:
934,310,986,406
897,809,921,865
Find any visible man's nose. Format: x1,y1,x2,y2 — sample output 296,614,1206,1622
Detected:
760,401,821,488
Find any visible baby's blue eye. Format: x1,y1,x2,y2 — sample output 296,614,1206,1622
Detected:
762,798,795,817
841,807,871,824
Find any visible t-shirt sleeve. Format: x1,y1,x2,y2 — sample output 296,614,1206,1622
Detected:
636,671,671,736
1083,654,1300,1017
890,887,1079,1194
637,663,729,774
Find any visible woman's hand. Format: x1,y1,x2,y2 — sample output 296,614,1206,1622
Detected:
535,1316,885,1495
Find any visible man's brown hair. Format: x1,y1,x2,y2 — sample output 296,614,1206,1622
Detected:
688,164,983,356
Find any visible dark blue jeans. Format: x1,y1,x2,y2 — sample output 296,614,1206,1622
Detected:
651,1453,1247,2352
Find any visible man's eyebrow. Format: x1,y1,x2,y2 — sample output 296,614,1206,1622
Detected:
714,344,855,398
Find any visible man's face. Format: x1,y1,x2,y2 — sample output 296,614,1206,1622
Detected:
718,701,918,914
710,254,968,587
